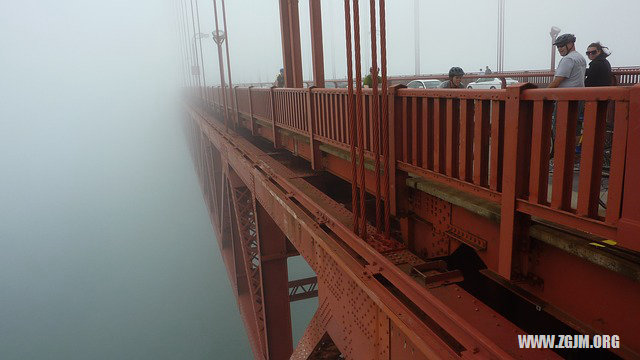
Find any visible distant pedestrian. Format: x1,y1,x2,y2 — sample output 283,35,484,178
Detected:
276,68,284,87
585,42,613,87
485,66,492,75
439,67,466,88
363,67,381,88
548,34,586,88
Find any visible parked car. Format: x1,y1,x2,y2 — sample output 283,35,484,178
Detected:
337,81,357,88
406,79,442,89
466,77,518,89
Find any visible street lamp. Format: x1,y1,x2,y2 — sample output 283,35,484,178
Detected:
550,26,561,71
212,30,226,45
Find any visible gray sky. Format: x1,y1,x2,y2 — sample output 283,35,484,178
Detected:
188,0,640,85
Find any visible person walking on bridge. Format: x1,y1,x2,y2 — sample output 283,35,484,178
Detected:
363,67,381,88
439,67,466,88
547,34,586,159
276,68,284,88
548,34,586,88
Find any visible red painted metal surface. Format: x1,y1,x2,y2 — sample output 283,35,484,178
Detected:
224,85,636,244
180,1,640,359
186,77,640,358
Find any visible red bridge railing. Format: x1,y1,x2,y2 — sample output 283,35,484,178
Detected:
200,83,640,253
394,89,506,202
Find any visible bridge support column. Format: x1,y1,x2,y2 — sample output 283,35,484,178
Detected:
278,0,303,87
256,201,294,359
499,83,534,279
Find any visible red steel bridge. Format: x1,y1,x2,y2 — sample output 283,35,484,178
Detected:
178,0,640,359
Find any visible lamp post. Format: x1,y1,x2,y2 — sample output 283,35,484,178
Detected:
550,26,561,71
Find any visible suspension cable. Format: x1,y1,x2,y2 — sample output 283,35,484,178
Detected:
188,0,202,97
344,0,359,234
212,0,229,132
194,0,207,98
379,0,390,238
369,0,381,232
221,0,236,129
353,0,367,238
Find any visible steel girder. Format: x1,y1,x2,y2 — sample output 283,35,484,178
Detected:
184,102,561,360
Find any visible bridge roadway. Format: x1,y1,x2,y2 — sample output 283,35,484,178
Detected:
185,83,640,359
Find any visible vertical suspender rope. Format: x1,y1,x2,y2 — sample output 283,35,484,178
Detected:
379,0,390,238
369,0,381,232
188,0,202,97
212,0,229,132
353,0,367,238
194,0,207,96
221,0,235,129
176,0,190,88
181,0,195,90
344,0,359,234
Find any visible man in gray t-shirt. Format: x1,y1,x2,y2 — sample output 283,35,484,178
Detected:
548,33,586,88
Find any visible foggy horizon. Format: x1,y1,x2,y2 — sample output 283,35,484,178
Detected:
1,0,637,359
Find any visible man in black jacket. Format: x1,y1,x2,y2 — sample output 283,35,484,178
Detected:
585,42,613,87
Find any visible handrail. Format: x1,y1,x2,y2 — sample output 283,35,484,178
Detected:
196,83,639,253
233,66,640,88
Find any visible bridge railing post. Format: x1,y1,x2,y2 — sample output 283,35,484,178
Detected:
388,84,404,217
498,83,534,280
248,86,255,135
306,86,321,170
233,85,240,131
269,86,279,148
617,84,640,252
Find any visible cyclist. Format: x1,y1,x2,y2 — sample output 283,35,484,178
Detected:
548,34,586,156
439,67,465,88
548,34,586,88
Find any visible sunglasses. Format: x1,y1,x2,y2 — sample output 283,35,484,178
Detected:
586,50,598,56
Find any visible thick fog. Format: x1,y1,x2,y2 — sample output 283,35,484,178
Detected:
1,1,636,359
0,0,256,359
